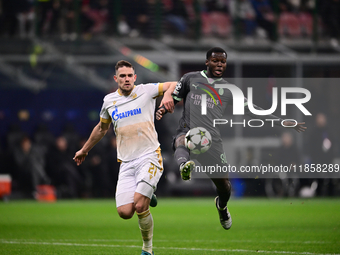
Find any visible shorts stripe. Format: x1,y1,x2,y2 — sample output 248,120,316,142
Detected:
155,147,163,171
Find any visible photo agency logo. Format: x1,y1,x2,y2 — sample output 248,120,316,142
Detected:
199,84,312,127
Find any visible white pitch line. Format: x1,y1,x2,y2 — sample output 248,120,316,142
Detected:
0,239,338,255
1,238,331,244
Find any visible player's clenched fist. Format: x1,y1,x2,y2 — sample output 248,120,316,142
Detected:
73,150,88,166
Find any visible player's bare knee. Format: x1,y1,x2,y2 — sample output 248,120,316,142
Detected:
118,211,134,220
117,207,134,219
134,200,149,214
134,195,150,214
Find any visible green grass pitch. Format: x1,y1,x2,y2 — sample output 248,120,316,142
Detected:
0,198,339,255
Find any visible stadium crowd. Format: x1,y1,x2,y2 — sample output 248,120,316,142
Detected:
0,0,339,45
0,123,120,198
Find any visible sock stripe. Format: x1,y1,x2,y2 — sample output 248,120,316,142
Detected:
139,212,150,219
136,209,150,219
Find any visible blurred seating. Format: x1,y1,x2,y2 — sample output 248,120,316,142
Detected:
229,0,257,38
299,12,313,37
86,0,109,34
201,0,231,37
250,0,276,40
278,12,301,37
119,0,150,37
163,0,190,35
201,11,232,37
277,0,320,39
319,0,340,47
17,0,35,39
59,0,77,41
0,0,339,43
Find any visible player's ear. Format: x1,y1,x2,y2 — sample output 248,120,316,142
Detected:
134,74,137,81
113,75,117,82
205,59,209,66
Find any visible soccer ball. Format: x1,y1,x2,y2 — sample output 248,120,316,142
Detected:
185,127,212,154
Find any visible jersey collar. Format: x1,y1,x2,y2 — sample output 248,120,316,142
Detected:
117,85,136,96
200,70,223,84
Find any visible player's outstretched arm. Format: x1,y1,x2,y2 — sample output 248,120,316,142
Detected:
282,121,307,133
160,82,177,113
156,81,177,121
73,121,110,165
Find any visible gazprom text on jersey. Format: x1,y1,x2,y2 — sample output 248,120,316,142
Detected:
112,108,142,121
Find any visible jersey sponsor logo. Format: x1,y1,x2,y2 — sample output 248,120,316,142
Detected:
111,105,142,121
195,82,223,106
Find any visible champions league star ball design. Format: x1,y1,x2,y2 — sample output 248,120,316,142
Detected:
185,127,212,154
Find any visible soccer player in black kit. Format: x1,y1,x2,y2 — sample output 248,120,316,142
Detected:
157,47,306,230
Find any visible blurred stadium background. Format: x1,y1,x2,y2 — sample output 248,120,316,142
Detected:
0,0,339,200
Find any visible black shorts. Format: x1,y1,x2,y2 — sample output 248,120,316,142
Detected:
194,140,227,166
193,141,230,179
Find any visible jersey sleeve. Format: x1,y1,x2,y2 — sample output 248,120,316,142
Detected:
143,83,164,98
99,100,111,123
172,73,190,102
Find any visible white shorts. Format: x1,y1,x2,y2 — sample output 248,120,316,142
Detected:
115,149,163,208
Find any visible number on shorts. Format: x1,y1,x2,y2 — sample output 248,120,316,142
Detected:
148,163,157,179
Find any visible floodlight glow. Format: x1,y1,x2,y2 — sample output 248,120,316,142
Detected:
119,47,159,72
